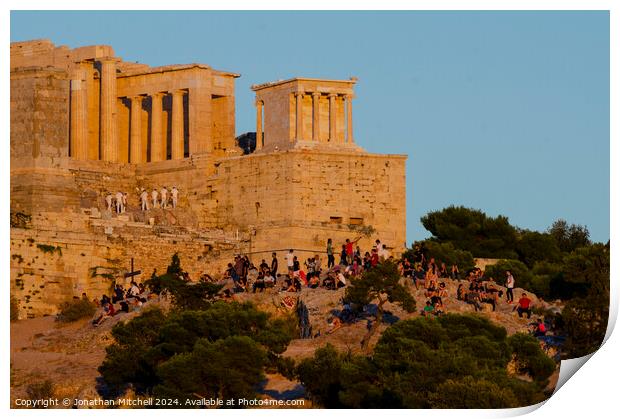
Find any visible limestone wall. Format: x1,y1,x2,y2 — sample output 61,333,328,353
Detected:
11,67,70,163
10,210,246,319
214,149,407,259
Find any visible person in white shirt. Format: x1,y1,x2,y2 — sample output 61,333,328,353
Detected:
171,186,179,208
105,193,113,212
122,193,127,213
139,189,149,211
285,249,295,273
505,270,515,303
160,187,168,209
151,188,159,208
115,191,124,213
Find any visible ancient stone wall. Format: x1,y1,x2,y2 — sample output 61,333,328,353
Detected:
214,149,407,262
10,210,247,319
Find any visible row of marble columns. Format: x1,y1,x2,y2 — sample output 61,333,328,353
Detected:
254,92,354,151
126,90,186,163
69,58,187,163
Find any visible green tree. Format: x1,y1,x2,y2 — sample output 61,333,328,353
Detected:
515,230,562,268
560,243,609,358
404,240,475,271
428,377,519,408
98,302,294,400
154,336,267,404
421,206,518,258
297,314,555,408
483,259,533,289
548,219,591,253
144,253,222,310
344,262,416,351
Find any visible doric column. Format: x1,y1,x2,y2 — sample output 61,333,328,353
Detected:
312,92,321,141
295,91,304,141
129,95,143,164
150,92,164,162
70,63,88,160
255,99,263,150
99,58,118,162
171,90,185,160
328,93,337,142
345,94,354,144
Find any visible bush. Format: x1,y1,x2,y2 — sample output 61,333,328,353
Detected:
507,333,557,383
483,259,533,289
298,314,555,408
428,377,519,408
99,302,294,400
406,240,475,272
420,206,519,258
26,380,55,403
58,299,96,323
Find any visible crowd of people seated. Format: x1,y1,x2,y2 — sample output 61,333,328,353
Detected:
220,237,395,295
91,280,153,326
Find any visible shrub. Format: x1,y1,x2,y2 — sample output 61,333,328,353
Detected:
26,380,55,403
98,302,294,400
406,240,475,272
483,259,533,290
298,314,555,408
58,299,96,322
428,377,519,408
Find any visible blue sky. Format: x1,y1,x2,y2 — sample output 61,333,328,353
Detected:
10,11,610,245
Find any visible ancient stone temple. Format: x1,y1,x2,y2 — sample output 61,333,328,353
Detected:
10,39,407,317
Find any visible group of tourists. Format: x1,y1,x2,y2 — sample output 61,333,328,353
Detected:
139,186,179,211
221,237,396,295
104,186,179,214
90,281,152,326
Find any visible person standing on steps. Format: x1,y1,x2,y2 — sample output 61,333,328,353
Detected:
505,270,515,303
151,188,159,208
105,192,113,212
115,191,124,213
160,186,168,209
140,188,149,211
122,192,128,213
171,186,179,208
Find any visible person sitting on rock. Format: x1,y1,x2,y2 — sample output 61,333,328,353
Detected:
433,301,445,316
252,271,266,293
465,288,482,312
533,318,547,337
517,293,532,318
326,316,342,335
422,300,435,317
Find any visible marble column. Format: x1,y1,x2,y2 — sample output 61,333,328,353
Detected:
295,91,304,141
328,93,337,142
130,95,143,164
345,94,354,144
150,92,164,162
171,90,185,160
255,99,263,150
99,58,118,162
312,92,321,142
70,64,88,160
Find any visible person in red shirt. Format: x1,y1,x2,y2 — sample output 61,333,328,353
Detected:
534,318,547,337
370,248,379,267
344,236,361,265
517,293,532,319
